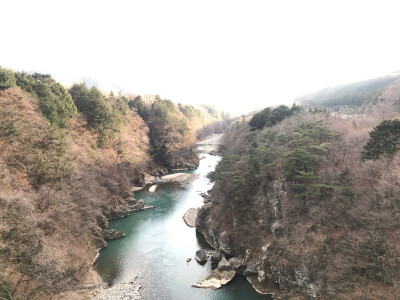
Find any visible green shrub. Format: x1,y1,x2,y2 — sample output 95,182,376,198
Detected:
69,83,118,146
129,95,149,121
249,104,298,129
0,67,16,90
14,72,77,127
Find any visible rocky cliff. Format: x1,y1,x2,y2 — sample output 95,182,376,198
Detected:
197,106,400,299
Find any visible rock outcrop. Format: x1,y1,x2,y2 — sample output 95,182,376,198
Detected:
130,199,143,210
195,249,208,263
192,269,236,290
161,173,199,184
228,257,246,274
102,229,125,241
243,264,258,276
183,208,199,227
156,147,199,171
217,257,231,271
209,250,222,263
148,184,158,193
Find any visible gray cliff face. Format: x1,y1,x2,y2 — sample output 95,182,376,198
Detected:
196,203,219,248
196,178,325,298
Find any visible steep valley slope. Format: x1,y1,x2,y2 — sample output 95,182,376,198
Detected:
0,68,232,300
197,82,400,299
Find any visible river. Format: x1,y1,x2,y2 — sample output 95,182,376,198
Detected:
93,146,271,299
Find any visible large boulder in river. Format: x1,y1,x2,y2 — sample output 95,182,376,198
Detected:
148,184,158,193
217,257,232,272
183,208,199,227
192,269,236,290
195,250,208,263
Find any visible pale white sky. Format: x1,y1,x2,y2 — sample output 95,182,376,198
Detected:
1,0,400,113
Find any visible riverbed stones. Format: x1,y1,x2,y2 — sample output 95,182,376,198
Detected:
217,257,232,271
90,281,143,299
195,249,208,263
192,269,236,290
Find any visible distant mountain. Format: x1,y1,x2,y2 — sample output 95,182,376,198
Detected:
297,74,400,108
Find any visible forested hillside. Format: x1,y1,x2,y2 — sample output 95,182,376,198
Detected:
0,66,230,299
197,86,400,299
129,96,233,169
297,75,400,109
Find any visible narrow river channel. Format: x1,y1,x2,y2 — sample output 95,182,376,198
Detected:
94,147,271,299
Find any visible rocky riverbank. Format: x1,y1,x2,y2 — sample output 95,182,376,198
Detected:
145,172,200,187
89,280,143,300
192,269,236,290
196,134,222,154
161,172,199,184
89,134,223,299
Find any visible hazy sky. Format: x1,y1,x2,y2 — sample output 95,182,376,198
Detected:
2,0,400,113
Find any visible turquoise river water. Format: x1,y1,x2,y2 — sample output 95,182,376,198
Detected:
94,152,272,300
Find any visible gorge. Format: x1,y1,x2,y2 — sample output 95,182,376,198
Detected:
1,67,400,300
92,136,270,299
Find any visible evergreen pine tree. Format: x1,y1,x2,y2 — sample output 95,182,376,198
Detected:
361,119,400,160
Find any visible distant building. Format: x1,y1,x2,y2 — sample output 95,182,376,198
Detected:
142,94,156,108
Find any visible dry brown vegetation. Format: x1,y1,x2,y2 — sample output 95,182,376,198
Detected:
202,86,400,298
0,82,231,299
0,60,239,300
0,87,153,299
